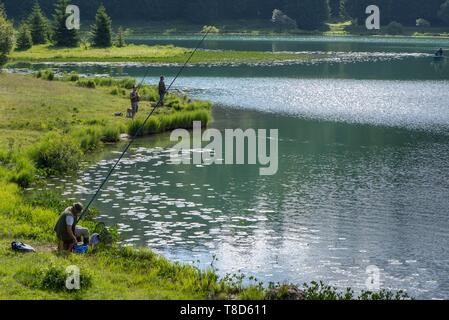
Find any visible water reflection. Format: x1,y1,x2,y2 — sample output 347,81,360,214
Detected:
57,107,449,299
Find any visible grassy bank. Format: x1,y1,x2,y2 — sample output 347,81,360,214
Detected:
9,44,324,64
0,73,210,148
0,72,233,300
0,73,411,300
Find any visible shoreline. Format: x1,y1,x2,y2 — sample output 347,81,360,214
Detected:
0,73,412,300
9,44,325,65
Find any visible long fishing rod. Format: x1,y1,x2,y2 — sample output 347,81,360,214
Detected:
78,30,210,222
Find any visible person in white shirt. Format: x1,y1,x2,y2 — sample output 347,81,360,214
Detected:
54,203,89,251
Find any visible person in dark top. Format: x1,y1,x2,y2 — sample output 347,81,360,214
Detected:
130,85,140,118
436,48,444,57
158,76,167,106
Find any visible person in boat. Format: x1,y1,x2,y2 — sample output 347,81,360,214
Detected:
158,76,167,106
54,203,89,252
436,48,443,57
130,85,140,118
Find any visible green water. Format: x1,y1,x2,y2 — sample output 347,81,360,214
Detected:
26,36,449,299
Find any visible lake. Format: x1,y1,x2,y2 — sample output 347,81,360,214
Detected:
24,36,449,299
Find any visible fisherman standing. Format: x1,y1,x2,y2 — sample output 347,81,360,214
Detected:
159,76,167,106
54,203,85,252
436,48,444,57
130,85,140,118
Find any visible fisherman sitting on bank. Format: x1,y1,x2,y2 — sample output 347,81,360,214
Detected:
54,203,89,252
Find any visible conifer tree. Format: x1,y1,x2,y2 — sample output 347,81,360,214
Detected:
90,4,112,48
284,0,330,30
16,22,33,50
28,1,49,44
52,0,79,47
115,26,126,47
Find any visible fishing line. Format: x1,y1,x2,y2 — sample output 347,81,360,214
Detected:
78,30,210,222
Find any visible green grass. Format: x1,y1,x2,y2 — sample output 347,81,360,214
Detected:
0,182,258,300
0,240,222,299
324,21,352,36
0,73,210,148
9,44,325,64
0,72,211,190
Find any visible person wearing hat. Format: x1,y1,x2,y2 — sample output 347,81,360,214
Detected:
54,203,85,252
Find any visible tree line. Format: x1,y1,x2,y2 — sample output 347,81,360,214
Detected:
10,0,120,51
2,0,449,29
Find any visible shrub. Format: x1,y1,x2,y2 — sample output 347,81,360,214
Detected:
202,25,220,34
271,9,297,31
68,71,79,82
16,23,33,51
101,125,121,143
138,86,158,102
0,152,36,188
30,132,82,175
303,281,353,300
25,190,72,213
266,283,305,300
93,77,135,89
118,77,136,89
237,286,266,300
110,86,120,95
416,18,431,28
143,117,160,134
76,79,96,89
35,69,55,81
94,77,113,86
301,281,410,300
8,156,36,188
71,127,102,152
46,71,55,81
115,26,127,47
22,264,93,292
358,289,410,300
127,119,145,137
386,21,403,35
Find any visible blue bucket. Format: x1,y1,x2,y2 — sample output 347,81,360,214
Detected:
73,244,88,254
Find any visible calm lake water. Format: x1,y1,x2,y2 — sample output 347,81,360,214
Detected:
23,36,449,299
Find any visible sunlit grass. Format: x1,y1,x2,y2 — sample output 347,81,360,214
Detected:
324,20,352,36
9,44,324,64
0,73,210,148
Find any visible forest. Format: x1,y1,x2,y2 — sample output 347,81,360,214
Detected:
2,0,449,30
